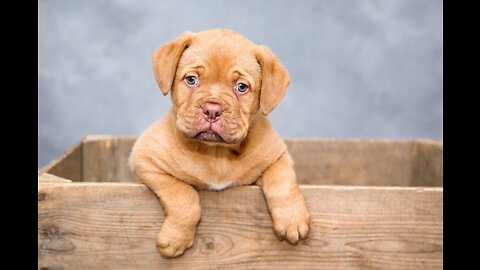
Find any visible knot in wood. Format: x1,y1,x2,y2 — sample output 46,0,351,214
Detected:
206,241,215,250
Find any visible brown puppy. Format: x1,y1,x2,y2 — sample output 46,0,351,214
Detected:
129,29,310,258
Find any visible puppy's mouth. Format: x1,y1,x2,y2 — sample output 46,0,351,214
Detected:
194,130,224,142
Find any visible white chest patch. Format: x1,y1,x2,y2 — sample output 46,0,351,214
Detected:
208,180,234,191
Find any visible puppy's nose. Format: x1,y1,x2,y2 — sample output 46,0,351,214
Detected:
202,102,223,122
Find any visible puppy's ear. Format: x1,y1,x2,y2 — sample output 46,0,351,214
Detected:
152,32,194,95
255,45,290,115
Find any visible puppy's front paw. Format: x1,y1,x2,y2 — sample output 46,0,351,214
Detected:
271,201,310,244
155,220,196,258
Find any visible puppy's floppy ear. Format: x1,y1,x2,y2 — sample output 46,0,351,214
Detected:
152,32,194,95
255,45,290,115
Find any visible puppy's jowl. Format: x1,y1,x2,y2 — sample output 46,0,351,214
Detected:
130,29,310,258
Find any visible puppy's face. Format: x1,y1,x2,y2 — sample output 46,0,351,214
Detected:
153,29,290,144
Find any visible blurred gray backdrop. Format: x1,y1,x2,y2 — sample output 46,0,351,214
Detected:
38,0,443,168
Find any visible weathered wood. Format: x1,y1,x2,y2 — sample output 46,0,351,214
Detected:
38,173,72,183
82,135,137,183
286,139,422,186
411,140,443,186
39,136,443,269
38,182,443,270
72,136,443,187
39,139,83,182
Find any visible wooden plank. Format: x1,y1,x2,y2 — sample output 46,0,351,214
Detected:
411,140,443,186
76,137,443,186
286,139,417,186
38,183,443,269
82,135,137,182
38,173,72,183
39,139,83,182
114,136,138,182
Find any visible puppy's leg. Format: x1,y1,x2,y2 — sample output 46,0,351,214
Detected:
257,152,310,244
137,170,201,258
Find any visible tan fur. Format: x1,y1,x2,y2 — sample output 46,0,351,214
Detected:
130,29,310,258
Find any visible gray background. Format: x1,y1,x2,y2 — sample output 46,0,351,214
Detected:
38,0,443,168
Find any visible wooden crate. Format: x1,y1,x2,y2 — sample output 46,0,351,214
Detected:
38,136,443,269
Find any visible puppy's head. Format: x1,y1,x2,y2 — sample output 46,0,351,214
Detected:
152,29,289,144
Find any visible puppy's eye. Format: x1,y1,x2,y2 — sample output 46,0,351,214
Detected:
185,76,198,86
235,82,249,93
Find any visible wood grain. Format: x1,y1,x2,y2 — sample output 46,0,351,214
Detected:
39,139,83,182
82,135,137,183
38,173,72,183
38,183,443,269
71,136,443,187
411,140,443,187
285,139,415,186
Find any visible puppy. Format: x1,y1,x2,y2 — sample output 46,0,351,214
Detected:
129,29,310,258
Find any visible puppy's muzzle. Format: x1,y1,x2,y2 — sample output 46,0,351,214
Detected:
202,102,223,123
193,102,226,142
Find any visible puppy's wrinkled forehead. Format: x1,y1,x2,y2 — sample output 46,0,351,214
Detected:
177,32,261,84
